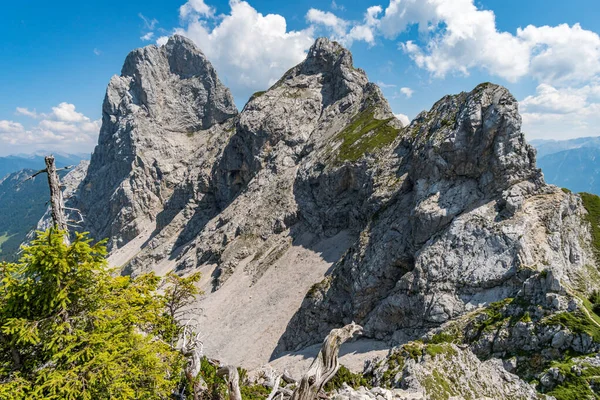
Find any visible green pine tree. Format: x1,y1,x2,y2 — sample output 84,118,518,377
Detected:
0,228,202,399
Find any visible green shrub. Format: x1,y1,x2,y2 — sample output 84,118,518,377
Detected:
429,331,460,344
0,229,204,399
324,365,371,392
241,384,270,400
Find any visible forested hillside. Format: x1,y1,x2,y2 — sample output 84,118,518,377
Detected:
0,169,52,260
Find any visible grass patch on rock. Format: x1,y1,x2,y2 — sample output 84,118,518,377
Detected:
544,358,600,400
580,192,600,264
335,107,400,162
424,343,457,359
422,369,459,400
249,90,267,102
240,384,270,400
545,310,600,343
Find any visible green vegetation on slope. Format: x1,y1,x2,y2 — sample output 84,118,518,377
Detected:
249,90,267,102
546,310,600,343
0,229,203,399
335,107,401,162
580,192,600,263
324,365,371,392
0,233,12,254
0,169,69,261
544,358,600,400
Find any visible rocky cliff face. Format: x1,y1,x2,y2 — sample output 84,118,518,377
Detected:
76,35,237,250
69,36,600,398
278,83,591,349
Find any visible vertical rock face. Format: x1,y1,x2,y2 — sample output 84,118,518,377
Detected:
77,35,237,249
276,82,592,352
69,36,600,396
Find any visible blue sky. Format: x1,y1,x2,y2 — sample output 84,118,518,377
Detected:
1,0,600,155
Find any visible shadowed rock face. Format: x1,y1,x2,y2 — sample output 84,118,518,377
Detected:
76,35,237,249
275,83,568,352
68,36,598,392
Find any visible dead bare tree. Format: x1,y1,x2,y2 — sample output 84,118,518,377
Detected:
212,323,362,400
217,365,243,400
179,319,205,400
44,156,69,235
290,322,363,400
266,374,282,400
25,155,74,243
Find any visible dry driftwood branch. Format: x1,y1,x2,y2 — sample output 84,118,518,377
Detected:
23,168,47,183
290,322,363,400
65,207,85,226
266,374,282,400
282,371,297,385
217,365,243,400
23,164,72,184
180,320,204,400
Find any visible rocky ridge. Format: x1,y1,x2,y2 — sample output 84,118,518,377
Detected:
57,35,600,399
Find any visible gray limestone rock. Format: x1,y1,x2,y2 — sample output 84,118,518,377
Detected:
75,35,237,250
365,343,548,400
64,35,600,397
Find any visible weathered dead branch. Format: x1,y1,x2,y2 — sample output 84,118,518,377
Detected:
217,365,243,400
290,322,363,400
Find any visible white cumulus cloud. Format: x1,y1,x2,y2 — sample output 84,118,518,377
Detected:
400,87,414,98
172,0,314,103
394,113,410,126
374,0,600,88
141,32,155,41
306,5,380,47
180,0,214,19
0,103,100,155
306,9,348,37
379,0,530,82
521,83,600,140
15,107,39,118
0,120,25,134
51,102,89,123
518,23,600,85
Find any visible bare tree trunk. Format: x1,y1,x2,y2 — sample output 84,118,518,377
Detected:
290,323,363,400
180,322,205,400
217,365,243,400
44,155,69,243
266,375,282,400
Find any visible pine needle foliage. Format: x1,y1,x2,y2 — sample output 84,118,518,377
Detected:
0,228,201,399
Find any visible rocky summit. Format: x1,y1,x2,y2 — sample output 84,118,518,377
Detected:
57,35,600,398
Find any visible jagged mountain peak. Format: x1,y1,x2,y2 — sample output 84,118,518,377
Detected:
78,35,238,249
116,34,237,132
122,34,209,77
301,37,355,74
213,38,396,206
55,36,600,399
257,37,378,115
406,82,542,198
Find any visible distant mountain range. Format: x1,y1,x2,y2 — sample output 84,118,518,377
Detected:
531,137,600,194
0,153,88,181
0,153,88,260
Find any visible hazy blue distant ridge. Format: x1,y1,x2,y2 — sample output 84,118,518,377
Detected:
532,137,600,195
